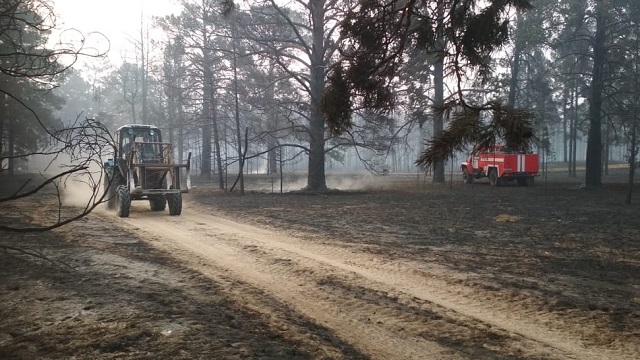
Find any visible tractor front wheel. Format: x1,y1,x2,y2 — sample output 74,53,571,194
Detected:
149,196,166,211
116,185,131,218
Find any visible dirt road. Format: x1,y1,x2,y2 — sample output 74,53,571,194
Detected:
116,200,637,360
2,172,638,359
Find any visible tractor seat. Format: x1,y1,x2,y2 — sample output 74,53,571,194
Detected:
140,144,162,163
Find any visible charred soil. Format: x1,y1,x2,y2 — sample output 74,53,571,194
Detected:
1,171,639,359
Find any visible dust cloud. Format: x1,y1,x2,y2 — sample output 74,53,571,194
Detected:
24,153,106,209
239,171,422,193
327,173,380,190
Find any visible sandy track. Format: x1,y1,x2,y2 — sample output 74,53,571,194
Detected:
115,202,635,360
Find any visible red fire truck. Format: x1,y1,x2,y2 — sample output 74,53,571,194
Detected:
460,145,539,186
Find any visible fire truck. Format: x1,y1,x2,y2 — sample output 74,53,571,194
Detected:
460,145,539,186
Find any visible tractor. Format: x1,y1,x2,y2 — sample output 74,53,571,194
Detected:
103,124,191,217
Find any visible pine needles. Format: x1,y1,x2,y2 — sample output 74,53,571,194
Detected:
416,100,536,169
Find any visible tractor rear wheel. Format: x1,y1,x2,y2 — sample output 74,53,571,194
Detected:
167,190,182,216
149,196,166,211
116,185,131,218
104,170,122,210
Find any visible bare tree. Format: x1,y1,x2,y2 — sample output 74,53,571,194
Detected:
230,0,361,192
0,118,115,232
1,0,110,233
1,0,107,81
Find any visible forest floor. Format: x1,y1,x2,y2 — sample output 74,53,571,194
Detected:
0,167,639,359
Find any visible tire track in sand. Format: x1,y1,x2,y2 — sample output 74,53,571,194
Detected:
115,204,632,360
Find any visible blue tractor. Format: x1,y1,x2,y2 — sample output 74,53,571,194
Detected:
103,124,191,217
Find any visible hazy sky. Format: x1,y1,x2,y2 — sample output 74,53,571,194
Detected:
53,0,180,65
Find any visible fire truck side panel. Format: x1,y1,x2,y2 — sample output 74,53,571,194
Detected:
461,146,539,185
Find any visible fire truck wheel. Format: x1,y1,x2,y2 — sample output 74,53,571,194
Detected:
489,169,500,187
526,176,535,186
462,168,473,184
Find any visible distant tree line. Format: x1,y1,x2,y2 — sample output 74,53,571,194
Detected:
4,0,640,207
91,0,638,192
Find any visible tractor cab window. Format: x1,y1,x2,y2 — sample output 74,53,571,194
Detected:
121,136,131,160
135,129,161,162
120,128,162,161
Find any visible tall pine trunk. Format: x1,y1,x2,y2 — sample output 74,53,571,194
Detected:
178,96,184,166
432,0,445,183
627,56,640,204
562,89,569,164
212,95,225,189
266,65,279,175
627,116,637,204
306,0,327,191
140,14,148,124
571,82,579,178
508,10,523,108
201,70,213,179
585,7,606,188
0,115,4,171
232,28,244,195
200,9,213,179
7,122,14,175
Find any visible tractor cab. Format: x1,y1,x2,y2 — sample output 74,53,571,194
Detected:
116,125,162,163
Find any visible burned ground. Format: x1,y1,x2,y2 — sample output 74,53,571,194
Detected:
0,169,639,359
